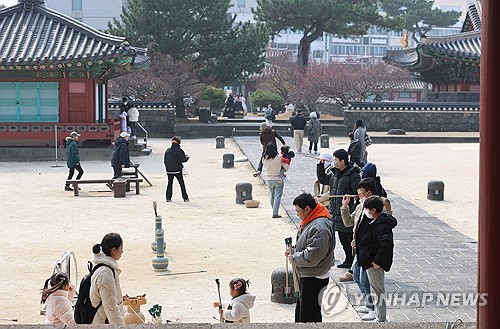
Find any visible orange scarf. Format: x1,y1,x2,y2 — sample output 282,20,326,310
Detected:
299,202,331,232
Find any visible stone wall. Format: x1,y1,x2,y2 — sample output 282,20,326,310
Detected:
109,108,175,138
344,110,479,132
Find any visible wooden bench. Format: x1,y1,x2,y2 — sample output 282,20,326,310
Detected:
66,177,143,198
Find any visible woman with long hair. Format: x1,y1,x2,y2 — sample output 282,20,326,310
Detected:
41,272,76,324
262,144,289,218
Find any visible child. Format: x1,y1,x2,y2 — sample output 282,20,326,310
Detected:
41,272,76,325
213,278,255,323
280,145,295,182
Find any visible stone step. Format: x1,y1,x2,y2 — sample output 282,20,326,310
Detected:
141,147,152,156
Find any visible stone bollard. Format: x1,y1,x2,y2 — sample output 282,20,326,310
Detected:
216,136,225,149
151,216,166,252
235,182,252,204
320,134,329,148
427,180,444,201
222,153,234,168
152,229,169,271
271,267,297,304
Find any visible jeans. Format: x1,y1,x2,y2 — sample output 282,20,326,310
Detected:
267,179,284,216
294,129,304,152
67,164,84,183
166,172,189,200
352,256,374,311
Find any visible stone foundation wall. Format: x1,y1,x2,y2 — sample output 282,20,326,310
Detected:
109,108,175,138
344,110,479,132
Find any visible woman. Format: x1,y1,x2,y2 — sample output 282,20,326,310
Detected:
353,120,367,165
119,109,127,133
262,144,289,218
90,233,125,324
307,112,322,154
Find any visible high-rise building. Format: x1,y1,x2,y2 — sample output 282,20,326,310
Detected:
43,0,127,31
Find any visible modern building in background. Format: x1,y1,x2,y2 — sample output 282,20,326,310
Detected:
44,0,127,30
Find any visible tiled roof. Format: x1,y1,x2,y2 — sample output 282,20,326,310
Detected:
462,2,482,32
392,79,431,91
0,1,147,67
420,31,481,61
346,101,479,112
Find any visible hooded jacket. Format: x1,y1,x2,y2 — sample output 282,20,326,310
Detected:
355,213,397,272
259,127,285,150
65,137,80,168
111,137,130,168
163,143,189,174
222,293,256,323
317,163,361,232
90,253,124,324
292,202,334,278
307,117,321,143
44,290,76,325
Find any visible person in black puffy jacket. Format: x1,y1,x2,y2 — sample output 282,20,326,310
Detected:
355,196,397,322
164,136,190,202
110,132,131,179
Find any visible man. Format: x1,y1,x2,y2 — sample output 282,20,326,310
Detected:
355,196,397,322
164,136,190,202
287,193,333,323
253,122,285,177
317,149,360,269
290,109,307,154
110,132,131,180
64,131,84,191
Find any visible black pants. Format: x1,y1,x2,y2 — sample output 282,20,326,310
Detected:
295,277,330,322
309,142,318,152
112,166,122,179
129,122,136,136
66,165,84,185
257,150,265,172
166,172,189,200
338,231,354,265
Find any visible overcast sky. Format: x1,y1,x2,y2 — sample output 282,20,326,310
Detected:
1,0,18,7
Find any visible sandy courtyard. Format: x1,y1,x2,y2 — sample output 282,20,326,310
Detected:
0,137,478,324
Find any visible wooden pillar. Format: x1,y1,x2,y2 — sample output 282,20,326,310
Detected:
478,0,500,328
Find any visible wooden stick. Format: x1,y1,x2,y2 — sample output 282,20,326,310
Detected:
322,194,358,199
156,270,206,276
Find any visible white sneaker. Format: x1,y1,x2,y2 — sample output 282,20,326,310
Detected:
362,310,376,321
354,306,371,313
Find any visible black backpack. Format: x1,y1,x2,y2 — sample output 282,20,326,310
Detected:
74,262,115,324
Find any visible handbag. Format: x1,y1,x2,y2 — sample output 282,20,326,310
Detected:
365,133,373,147
182,167,188,176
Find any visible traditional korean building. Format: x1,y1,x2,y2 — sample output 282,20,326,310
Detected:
0,0,149,146
383,1,481,103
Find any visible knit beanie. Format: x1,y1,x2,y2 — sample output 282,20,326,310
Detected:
362,162,377,178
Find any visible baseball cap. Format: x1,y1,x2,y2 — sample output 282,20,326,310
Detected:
120,132,130,138
70,131,81,137
317,152,334,162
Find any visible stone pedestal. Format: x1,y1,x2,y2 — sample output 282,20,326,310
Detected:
216,136,225,149
271,267,297,304
235,182,252,204
222,153,234,168
320,134,330,148
427,180,444,201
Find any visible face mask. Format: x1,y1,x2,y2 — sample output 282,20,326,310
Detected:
364,209,373,219
333,159,340,169
324,161,333,168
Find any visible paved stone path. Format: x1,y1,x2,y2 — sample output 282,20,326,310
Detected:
234,136,477,322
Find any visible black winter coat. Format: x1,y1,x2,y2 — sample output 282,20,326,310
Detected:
259,127,285,151
356,213,397,271
317,163,361,232
348,140,362,167
111,137,130,168
164,143,188,173
291,114,307,130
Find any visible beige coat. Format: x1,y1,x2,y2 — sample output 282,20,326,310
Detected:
90,253,124,324
44,290,76,325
